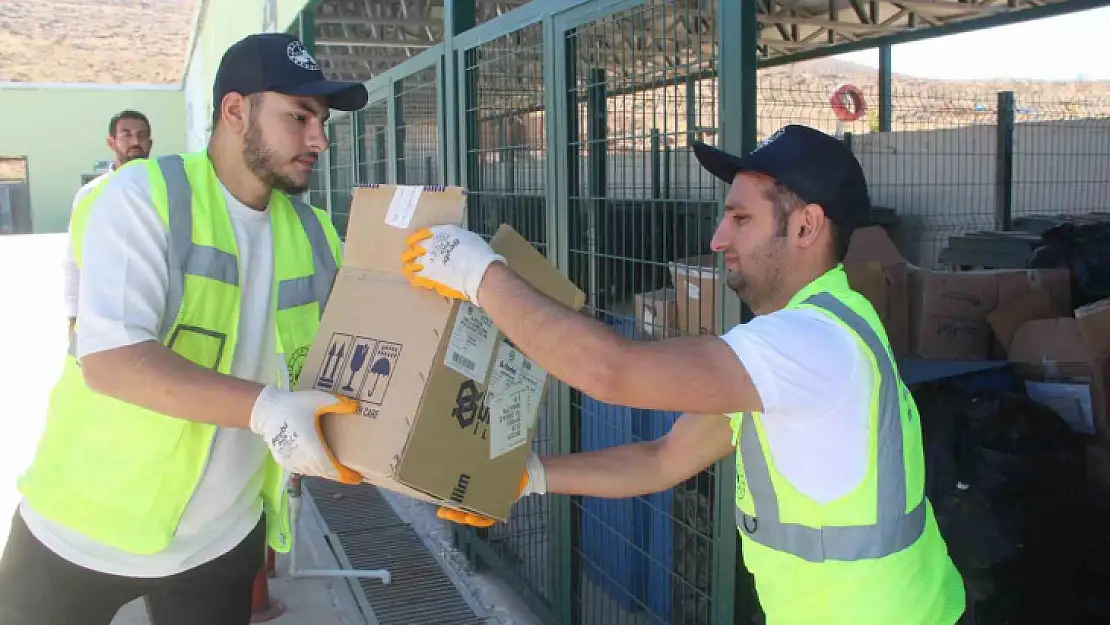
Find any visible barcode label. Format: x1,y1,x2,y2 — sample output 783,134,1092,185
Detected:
451,352,477,372
444,302,497,382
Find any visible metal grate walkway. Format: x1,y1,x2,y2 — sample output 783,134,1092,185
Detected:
304,478,489,625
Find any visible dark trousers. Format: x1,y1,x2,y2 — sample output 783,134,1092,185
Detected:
0,511,264,625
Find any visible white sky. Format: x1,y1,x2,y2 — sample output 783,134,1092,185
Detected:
833,5,1110,81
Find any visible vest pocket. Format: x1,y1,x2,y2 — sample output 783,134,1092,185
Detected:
167,325,228,371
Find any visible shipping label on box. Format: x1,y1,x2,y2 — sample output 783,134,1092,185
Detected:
298,185,585,521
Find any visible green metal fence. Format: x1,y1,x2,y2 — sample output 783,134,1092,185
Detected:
306,0,1110,623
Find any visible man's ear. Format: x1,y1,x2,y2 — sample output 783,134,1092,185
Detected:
796,204,825,248
220,93,249,133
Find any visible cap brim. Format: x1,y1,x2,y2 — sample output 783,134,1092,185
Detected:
280,79,369,112
691,140,756,184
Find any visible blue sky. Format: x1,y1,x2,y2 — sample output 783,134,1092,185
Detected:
833,5,1110,81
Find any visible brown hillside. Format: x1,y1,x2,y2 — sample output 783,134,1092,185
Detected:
0,0,195,84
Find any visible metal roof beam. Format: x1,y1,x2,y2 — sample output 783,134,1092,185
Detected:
317,39,436,48
317,16,443,28
760,0,1103,67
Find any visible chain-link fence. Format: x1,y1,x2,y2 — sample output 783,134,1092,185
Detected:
305,1,1109,623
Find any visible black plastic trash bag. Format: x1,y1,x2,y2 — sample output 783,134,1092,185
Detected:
1028,221,1110,308
915,383,1090,625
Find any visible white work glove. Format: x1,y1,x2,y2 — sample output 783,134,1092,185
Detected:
436,452,547,528
400,225,505,307
249,385,362,485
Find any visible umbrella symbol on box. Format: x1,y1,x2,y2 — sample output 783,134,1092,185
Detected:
366,358,391,399
357,341,401,405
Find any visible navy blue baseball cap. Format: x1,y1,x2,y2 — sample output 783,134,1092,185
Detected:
213,33,368,112
691,124,871,233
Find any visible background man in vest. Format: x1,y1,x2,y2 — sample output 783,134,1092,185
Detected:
400,124,971,624
65,110,154,331
0,34,367,625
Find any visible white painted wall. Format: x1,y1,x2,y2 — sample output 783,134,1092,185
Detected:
185,41,208,152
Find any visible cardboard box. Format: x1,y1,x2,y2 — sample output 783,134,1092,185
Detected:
297,185,585,521
669,255,719,336
634,288,677,339
1004,297,1110,443
843,226,910,357
908,267,1070,361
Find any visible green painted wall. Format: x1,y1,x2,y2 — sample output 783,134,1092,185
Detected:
0,87,186,233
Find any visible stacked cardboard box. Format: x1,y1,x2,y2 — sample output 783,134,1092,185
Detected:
992,292,1110,444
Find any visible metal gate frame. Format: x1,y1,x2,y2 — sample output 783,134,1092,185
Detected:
311,1,757,622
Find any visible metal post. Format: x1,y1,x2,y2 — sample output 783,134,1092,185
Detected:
297,0,317,55
543,14,574,624
320,128,333,218
351,110,364,185
443,0,475,187
375,124,387,183
460,47,481,226
386,90,399,184
650,128,661,200
878,44,892,132
586,67,607,313
394,82,406,184
996,90,1015,231
686,73,697,146
713,0,757,622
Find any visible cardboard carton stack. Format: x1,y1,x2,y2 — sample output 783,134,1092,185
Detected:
298,185,584,522
992,290,1110,445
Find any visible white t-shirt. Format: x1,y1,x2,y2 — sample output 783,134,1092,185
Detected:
23,162,281,578
720,307,874,504
63,170,114,319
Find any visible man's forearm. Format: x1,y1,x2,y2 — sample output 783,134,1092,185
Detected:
542,442,674,498
80,340,264,428
478,263,625,402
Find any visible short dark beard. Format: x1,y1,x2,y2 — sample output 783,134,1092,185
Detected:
115,149,148,166
242,120,308,196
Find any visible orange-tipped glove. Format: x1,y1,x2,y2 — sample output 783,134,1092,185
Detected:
249,385,363,485
400,225,505,307
437,452,547,527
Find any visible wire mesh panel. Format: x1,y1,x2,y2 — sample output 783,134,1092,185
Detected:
463,24,548,255
395,65,443,186
459,19,557,612
307,161,328,213
565,1,721,624
357,98,390,185
841,82,1001,267
327,113,355,238
1011,94,1110,221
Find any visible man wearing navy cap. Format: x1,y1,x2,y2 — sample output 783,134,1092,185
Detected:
0,34,367,624
400,124,969,624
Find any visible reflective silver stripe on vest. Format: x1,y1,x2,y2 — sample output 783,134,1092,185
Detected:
736,292,926,563
71,157,335,356
157,155,239,340
278,196,337,315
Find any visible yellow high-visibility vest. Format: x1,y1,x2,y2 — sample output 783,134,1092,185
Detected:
731,266,966,624
20,152,341,555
